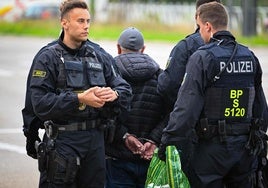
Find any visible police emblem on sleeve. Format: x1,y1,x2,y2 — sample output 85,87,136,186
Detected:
32,70,46,77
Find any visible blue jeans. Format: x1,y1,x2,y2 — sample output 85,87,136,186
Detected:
105,158,150,188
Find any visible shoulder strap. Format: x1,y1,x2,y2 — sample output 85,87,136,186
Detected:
48,44,67,89
57,56,66,89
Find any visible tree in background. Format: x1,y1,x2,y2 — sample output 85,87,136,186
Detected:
241,0,257,36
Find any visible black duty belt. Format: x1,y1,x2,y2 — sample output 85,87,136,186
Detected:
197,119,251,141
56,119,101,131
210,123,250,136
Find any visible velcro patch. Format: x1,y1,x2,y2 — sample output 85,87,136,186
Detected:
32,70,46,77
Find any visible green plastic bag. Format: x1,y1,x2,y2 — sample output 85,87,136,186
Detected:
145,148,169,188
145,146,190,188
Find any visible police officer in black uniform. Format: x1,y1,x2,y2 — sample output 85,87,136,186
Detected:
158,2,268,188
157,0,221,110
22,0,131,187
157,0,222,176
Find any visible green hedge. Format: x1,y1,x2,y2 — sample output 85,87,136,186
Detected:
0,19,268,46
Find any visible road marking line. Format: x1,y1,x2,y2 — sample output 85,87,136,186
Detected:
0,128,22,134
0,69,12,77
0,128,45,155
0,142,26,154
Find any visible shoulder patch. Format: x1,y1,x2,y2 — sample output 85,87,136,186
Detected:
165,57,172,68
32,70,46,77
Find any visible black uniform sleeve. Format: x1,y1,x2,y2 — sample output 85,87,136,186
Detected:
252,53,268,131
157,40,189,110
148,114,169,145
161,51,209,144
30,51,79,121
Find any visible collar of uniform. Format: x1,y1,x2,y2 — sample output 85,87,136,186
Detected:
211,30,236,44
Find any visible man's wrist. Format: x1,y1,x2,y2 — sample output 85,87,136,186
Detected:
123,133,137,141
123,133,130,141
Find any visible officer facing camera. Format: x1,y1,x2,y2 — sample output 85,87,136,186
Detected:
22,0,131,187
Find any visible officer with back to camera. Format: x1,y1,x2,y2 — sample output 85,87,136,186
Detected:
158,2,268,188
157,0,223,176
22,0,132,187
157,0,221,110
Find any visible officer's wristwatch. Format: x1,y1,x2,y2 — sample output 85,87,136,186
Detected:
114,90,119,97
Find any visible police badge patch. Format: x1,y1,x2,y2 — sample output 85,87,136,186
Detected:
32,70,46,78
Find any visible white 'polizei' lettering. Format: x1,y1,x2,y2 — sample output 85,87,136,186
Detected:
220,61,253,73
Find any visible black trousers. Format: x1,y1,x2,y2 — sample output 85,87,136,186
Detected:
188,135,257,188
39,128,105,188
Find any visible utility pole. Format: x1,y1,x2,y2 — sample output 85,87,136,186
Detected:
241,0,257,36
89,0,95,21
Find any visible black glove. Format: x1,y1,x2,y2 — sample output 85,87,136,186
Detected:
26,135,41,159
158,143,166,161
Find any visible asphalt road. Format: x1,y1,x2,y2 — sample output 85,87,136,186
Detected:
0,35,267,188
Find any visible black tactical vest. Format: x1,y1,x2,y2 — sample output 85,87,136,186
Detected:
202,43,257,123
49,43,107,120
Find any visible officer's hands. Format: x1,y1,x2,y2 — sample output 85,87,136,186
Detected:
94,87,118,102
26,135,41,159
158,143,166,161
78,87,118,108
124,134,144,154
141,142,156,160
78,86,105,108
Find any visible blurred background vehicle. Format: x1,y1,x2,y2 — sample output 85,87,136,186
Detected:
21,1,60,20
0,0,61,21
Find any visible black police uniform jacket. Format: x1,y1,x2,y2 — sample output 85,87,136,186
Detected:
161,31,268,145
157,28,204,110
105,52,167,161
27,34,131,127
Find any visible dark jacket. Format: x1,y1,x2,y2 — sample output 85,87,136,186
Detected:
105,52,167,161
23,38,123,135
157,28,204,110
161,31,268,144
23,34,131,134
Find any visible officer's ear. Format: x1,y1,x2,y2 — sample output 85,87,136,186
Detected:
61,18,69,30
205,22,212,33
140,46,145,53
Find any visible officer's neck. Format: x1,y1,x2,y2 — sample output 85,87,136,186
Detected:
59,31,83,50
63,37,82,50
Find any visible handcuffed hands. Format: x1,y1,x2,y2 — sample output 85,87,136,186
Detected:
125,134,144,154
124,134,156,160
141,142,157,160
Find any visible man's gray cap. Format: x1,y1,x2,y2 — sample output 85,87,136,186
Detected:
118,27,144,51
